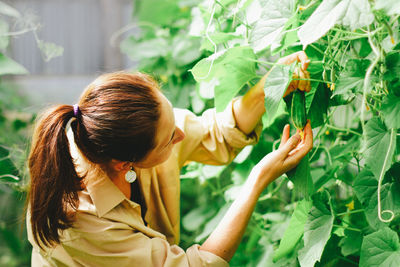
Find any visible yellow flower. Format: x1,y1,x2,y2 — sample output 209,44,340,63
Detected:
346,200,354,211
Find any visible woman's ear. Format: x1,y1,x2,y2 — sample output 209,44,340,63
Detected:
110,159,132,172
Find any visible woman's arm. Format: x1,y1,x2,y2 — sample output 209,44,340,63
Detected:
200,121,313,262
233,51,311,135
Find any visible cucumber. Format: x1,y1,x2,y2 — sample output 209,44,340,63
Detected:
291,90,307,132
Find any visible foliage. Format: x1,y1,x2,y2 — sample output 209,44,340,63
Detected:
121,0,400,266
0,1,63,266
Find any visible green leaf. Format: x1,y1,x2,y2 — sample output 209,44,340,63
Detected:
374,0,400,16
182,206,213,232
286,154,314,197
382,94,400,129
0,1,21,18
195,203,230,242
298,191,334,267
340,0,374,29
135,0,185,26
385,52,400,82
353,169,378,205
120,37,169,61
200,32,238,52
305,82,330,127
333,59,372,98
339,229,363,256
362,118,397,179
172,36,201,67
273,199,312,261
298,0,374,47
249,0,295,53
0,54,28,75
360,227,400,267
263,64,294,127
191,46,256,112
37,40,64,62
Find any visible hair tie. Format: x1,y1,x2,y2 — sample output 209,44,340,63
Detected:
73,104,80,117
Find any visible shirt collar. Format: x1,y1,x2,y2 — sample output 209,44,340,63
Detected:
85,171,127,218
66,125,137,218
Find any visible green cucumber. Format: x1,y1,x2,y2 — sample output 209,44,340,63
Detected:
291,90,307,131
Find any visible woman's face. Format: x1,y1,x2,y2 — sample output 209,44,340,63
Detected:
133,91,185,168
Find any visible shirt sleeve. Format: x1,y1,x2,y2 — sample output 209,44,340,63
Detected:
175,98,262,166
60,222,228,267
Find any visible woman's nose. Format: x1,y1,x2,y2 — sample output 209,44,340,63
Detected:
172,127,185,144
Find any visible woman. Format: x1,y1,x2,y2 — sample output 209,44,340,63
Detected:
27,51,312,266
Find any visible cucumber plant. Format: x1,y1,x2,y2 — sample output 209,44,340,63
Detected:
120,0,400,266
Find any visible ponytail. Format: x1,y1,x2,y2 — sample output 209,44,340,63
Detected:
28,72,161,248
28,105,83,248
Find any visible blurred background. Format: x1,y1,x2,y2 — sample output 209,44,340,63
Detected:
3,0,394,266
1,1,137,265
7,0,134,108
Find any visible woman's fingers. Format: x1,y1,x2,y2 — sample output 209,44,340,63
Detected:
278,51,310,70
298,68,311,92
285,121,313,164
280,51,312,97
296,51,310,70
279,133,301,156
278,124,290,149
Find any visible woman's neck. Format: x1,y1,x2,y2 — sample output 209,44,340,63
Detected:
100,164,131,199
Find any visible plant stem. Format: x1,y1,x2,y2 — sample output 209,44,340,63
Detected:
338,256,359,266
321,146,333,166
309,43,325,55
336,209,365,216
292,78,330,84
325,124,362,136
309,139,320,161
360,28,380,141
333,224,362,232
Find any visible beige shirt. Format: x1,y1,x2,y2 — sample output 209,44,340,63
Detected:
27,100,261,266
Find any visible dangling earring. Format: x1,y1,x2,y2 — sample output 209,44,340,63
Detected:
125,167,137,183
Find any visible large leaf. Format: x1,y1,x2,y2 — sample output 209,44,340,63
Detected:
120,37,169,61
191,46,256,112
353,169,378,205
360,227,400,267
172,36,202,67
332,59,372,99
273,199,312,261
200,32,238,52
381,94,400,129
339,229,363,256
298,191,334,267
362,118,397,179
374,0,400,16
298,0,374,47
0,54,28,75
249,0,295,53
263,64,294,127
286,154,314,198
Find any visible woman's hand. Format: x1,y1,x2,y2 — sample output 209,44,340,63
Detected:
250,120,313,190
200,120,313,262
277,51,311,97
